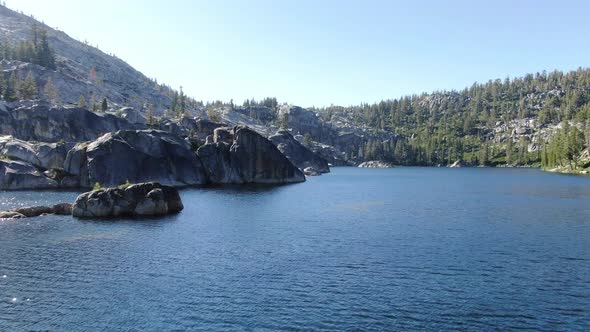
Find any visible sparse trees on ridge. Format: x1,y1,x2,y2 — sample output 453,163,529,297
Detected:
1,24,56,69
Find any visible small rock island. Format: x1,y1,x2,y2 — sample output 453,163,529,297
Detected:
0,182,184,219
72,182,183,218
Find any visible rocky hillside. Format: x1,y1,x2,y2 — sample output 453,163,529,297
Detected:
0,4,172,111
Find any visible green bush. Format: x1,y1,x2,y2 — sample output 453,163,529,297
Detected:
118,180,133,190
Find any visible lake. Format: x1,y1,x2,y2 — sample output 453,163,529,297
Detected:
1,167,589,331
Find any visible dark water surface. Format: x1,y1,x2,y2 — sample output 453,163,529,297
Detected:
1,168,589,331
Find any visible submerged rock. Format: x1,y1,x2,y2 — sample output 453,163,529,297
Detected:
14,205,54,217
65,130,207,188
358,161,394,168
0,211,26,219
72,182,183,218
303,167,321,176
0,202,72,219
197,126,305,184
269,130,330,175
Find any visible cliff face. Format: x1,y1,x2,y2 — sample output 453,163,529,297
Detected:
64,130,208,188
269,130,330,174
0,101,142,142
197,126,306,184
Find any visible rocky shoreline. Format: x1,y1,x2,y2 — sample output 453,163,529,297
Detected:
2,99,587,194
0,102,322,191
358,160,394,168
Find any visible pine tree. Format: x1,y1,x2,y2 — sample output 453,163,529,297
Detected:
279,112,289,129
36,29,56,69
78,95,87,109
146,103,156,126
207,108,221,122
4,72,16,101
101,97,108,112
1,37,10,59
13,68,25,100
479,143,489,166
303,133,313,147
566,125,585,169
178,86,186,114
43,77,59,104
169,91,178,116
541,142,549,168
19,71,38,100
518,137,528,165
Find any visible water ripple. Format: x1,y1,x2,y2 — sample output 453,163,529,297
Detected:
1,168,590,330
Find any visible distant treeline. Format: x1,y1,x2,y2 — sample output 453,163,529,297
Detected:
311,69,590,167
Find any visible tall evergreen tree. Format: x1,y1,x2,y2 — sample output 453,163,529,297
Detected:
78,95,87,109
178,86,186,114
43,77,59,105
4,72,16,101
19,71,38,100
101,97,108,112
0,75,5,98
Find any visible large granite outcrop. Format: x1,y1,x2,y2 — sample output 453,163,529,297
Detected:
72,182,183,218
233,106,276,124
0,159,58,189
65,130,207,188
0,135,72,170
197,126,305,184
0,101,142,143
279,105,401,166
114,107,147,125
0,136,82,189
159,116,227,144
269,130,329,174
279,105,337,144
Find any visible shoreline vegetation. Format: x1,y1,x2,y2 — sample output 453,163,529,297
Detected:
353,162,590,174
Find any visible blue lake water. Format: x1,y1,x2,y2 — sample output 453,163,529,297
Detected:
1,167,590,331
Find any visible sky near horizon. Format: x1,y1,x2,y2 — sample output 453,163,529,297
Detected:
5,0,590,107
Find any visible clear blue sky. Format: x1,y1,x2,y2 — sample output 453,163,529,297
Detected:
6,0,590,107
